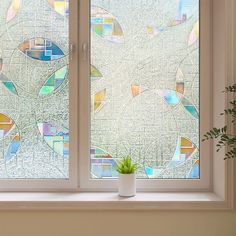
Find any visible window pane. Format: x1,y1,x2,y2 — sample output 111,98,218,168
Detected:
90,0,199,179
0,0,69,178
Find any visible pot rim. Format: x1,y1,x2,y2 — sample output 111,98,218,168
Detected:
119,173,136,176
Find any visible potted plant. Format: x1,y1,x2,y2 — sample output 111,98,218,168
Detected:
115,156,138,197
202,84,236,159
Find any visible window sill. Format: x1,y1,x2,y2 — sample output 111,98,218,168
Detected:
0,192,232,211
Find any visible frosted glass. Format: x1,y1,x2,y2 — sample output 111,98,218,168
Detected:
0,0,69,178
90,0,200,179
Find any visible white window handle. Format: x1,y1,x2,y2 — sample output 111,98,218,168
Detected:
82,42,88,61
69,43,75,61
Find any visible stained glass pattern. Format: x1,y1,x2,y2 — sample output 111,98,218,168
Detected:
131,84,141,98
5,133,21,161
18,38,65,61
39,65,68,96
6,0,21,23
90,147,118,178
91,6,124,43
91,0,200,179
145,136,197,178
0,113,15,139
188,21,199,46
93,89,107,113
170,0,198,26
0,0,69,178
188,160,199,178
38,123,69,158
0,74,18,95
48,0,69,17
91,65,103,81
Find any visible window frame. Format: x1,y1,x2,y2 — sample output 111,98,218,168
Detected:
79,0,212,191
0,0,233,204
0,0,79,191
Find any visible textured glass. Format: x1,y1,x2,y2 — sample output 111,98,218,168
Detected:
0,0,69,178
90,0,200,179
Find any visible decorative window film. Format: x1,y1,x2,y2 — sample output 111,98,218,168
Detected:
0,0,69,178
90,0,200,179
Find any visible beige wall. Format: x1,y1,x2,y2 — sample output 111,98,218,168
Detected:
0,209,236,236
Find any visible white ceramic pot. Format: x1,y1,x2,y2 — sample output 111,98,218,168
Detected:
118,173,136,197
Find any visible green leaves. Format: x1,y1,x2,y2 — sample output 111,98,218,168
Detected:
225,148,236,160
224,84,236,93
202,126,226,142
114,156,138,174
202,84,236,160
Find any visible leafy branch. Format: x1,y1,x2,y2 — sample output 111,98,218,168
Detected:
202,84,236,159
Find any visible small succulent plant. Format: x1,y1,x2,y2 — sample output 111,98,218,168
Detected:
115,156,138,174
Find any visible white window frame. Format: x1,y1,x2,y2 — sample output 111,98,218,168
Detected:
0,0,233,211
79,0,212,191
0,0,79,191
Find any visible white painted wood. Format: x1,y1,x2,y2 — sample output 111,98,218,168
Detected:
79,0,212,192
0,192,230,211
0,0,79,191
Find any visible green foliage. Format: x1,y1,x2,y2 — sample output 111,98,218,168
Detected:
225,84,236,93
114,156,138,174
202,84,236,159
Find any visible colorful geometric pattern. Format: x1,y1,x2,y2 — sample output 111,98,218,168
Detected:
172,137,197,161
39,66,68,96
48,0,69,17
5,133,21,161
91,65,103,81
159,90,181,105
38,123,69,158
90,147,118,178
145,137,198,178
147,0,198,38
181,97,199,119
18,38,65,61
0,74,18,95
131,84,141,97
91,0,200,179
91,6,124,43
0,113,15,139
188,160,200,178
0,0,69,178
169,0,198,26
176,68,185,94
188,21,199,46
93,89,107,112
158,90,199,119
147,26,165,38
6,0,21,23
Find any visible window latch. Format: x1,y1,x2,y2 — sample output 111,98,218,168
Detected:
82,42,88,61
69,43,75,61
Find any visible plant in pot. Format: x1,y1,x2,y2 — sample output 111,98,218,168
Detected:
202,84,236,159
115,156,138,197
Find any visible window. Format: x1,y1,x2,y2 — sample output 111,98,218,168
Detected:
90,1,200,180
0,0,77,190
0,0,69,179
0,0,233,196
80,0,212,191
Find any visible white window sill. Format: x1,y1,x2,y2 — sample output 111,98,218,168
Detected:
0,192,232,210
